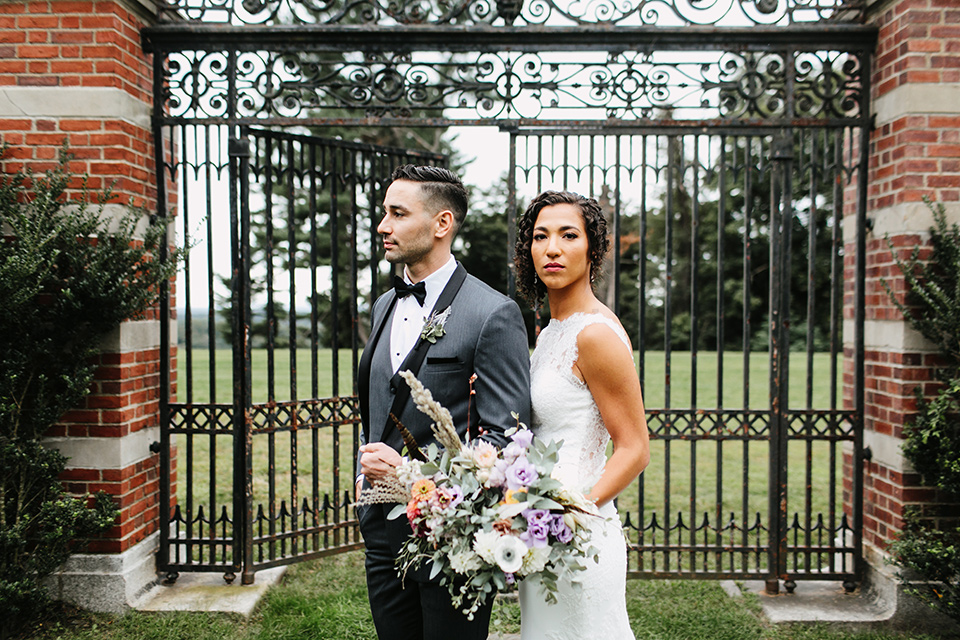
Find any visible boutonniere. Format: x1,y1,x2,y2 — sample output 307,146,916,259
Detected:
420,307,451,344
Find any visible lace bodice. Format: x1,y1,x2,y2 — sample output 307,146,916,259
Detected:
529,312,632,495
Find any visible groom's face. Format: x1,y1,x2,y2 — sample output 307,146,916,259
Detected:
378,179,439,268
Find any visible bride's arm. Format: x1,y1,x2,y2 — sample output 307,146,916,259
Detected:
575,323,650,507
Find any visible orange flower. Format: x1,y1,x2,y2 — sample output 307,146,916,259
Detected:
411,478,437,502
501,489,520,505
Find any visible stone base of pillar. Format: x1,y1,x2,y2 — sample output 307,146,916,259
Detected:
44,531,159,614
861,543,957,635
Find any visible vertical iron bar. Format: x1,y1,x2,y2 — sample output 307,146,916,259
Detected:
507,131,518,300
741,136,754,574
637,134,648,572
308,142,320,554
852,51,872,586
230,129,253,585
181,123,195,564
664,134,675,572
689,134,699,572
153,41,172,573
716,133,727,572
768,126,794,593
205,126,219,561
331,146,342,548
829,130,843,549
613,135,622,317
804,131,818,572
286,138,299,556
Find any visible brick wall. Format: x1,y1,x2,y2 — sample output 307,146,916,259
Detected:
847,0,960,557
0,0,179,581
0,0,157,208
49,345,167,554
870,0,960,209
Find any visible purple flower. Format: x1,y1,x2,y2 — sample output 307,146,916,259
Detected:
486,459,509,488
550,514,573,544
523,509,550,527
502,442,525,464
436,485,464,510
505,456,538,490
521,521,550,548
511,428,535,450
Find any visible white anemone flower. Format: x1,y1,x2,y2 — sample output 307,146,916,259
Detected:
493,535,526,574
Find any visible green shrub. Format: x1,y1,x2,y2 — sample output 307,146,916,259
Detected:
884,197,960,623
0,146,177,638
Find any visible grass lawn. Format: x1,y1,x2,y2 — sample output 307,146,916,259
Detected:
27,552,944,640
172,349,850,575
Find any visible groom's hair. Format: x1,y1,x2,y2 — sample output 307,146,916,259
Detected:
390,165,468,234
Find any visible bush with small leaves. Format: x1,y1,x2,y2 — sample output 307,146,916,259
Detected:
885,197,960,623
0,146,178,638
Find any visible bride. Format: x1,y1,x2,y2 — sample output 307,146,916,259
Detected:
514,190,650,640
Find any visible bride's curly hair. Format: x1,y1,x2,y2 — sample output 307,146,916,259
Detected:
514,190,611,308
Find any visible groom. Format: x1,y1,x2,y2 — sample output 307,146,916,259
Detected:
356,164,531,640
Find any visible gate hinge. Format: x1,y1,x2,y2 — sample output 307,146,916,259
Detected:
150,441,162,454
228,137,250,159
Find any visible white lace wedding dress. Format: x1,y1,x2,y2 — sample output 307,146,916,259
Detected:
519,312,635,640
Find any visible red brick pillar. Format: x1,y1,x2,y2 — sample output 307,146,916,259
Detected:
0,0,174,612
845,0,960,625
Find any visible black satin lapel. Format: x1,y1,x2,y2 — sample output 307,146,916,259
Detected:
359,292,398,441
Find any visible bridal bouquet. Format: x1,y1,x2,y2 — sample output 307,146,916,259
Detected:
357,371,599,619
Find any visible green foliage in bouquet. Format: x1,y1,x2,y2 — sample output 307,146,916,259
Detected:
0,146,178,637
359,371,599,621
884,197,960,623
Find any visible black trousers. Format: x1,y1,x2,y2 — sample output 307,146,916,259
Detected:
359,503,494,640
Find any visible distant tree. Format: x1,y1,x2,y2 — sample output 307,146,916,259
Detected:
617,131,839,353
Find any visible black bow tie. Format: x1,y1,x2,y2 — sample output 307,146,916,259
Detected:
393,276,426,306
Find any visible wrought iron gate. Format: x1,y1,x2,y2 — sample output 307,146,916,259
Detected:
147,0,874,591
505,127,861,589
158,126,444,582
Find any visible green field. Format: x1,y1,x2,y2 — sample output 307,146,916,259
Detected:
172,348,850,573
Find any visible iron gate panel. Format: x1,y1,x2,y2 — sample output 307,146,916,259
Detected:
507,129,860,585
150,0,872,590
158,125,446,581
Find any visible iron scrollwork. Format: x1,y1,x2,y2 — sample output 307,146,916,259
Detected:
158,0,864,26
164,48,864,124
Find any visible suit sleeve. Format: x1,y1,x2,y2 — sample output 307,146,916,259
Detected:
356,297,378,481
472,297,531,449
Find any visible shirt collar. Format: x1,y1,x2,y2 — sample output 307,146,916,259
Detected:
402,255,457,313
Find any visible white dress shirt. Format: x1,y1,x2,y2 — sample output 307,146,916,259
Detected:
388,254,457,373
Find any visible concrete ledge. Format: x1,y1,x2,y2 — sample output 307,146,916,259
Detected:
45,532,160,614
135,567,286,617
738,548,958,635
99,318,166,353
873,83,960,127
0,87,151,128
44,425,160,470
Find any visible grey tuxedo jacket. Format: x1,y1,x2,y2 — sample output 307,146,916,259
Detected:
357,266,531,478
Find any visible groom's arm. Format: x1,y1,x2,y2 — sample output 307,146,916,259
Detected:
472,297,531,449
